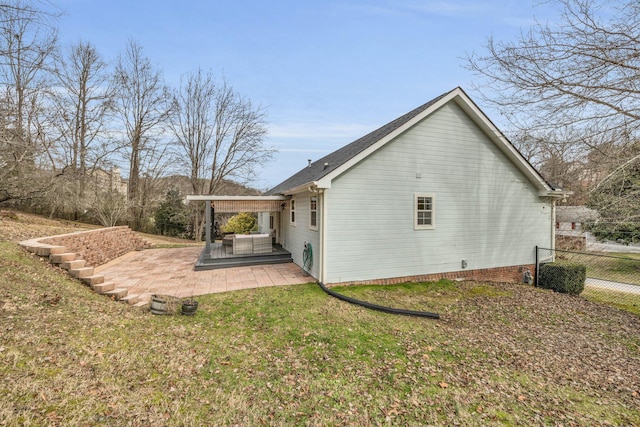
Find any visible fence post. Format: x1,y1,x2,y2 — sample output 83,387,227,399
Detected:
534,245,539,288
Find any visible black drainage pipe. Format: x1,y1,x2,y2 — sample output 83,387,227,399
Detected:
318,282,440,320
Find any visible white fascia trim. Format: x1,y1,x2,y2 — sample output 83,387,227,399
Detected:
186,195,288,201
316,87,554,195
451,92,553,193
538,189,573,198
276,181,322,196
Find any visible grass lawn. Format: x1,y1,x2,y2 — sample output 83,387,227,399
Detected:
1,211,639,425
1,240,639,426
582,286,640,316
556,250,640,286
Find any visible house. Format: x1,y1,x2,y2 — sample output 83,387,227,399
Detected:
189,87,566,284
554,205,599,250
555,206,598,234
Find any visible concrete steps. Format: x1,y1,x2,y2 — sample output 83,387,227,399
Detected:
133,300,150,308
119,293,139,304
50,253,77,264
69,267,94,279
92,281,115,293
19,240,138,308
60,259,86,270
82,274,105,286
104,288,128,300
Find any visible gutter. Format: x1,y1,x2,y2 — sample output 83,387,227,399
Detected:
320,189,327,284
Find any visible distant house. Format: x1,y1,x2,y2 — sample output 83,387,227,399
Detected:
555,206,598,235
190,87,566,284
555,206,598,251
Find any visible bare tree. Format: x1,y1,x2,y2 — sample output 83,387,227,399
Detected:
207,81,271,194
587,143,640,243
112,40,170,229
168,70,272,239
467,0,640,173
46,41,115,218
169,69,215,195
0,0,58,204
466,0,640,221
91,188,128,227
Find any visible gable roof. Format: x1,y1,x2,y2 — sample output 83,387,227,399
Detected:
267,87,561,197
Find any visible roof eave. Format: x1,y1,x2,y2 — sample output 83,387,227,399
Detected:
538,189,573,198
270,181,323,196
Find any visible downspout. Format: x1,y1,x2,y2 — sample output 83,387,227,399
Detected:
320,189,327,283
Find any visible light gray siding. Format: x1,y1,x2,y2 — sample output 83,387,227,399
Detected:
323,102,552,284
281,192,320,279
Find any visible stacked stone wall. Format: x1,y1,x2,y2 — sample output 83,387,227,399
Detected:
40,226,149,266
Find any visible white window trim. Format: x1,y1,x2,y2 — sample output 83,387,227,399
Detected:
309,195,318,231
290,198,296,226
414,193,435,230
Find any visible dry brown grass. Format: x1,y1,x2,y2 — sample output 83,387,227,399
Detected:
0,209,200,248
1,212,639,425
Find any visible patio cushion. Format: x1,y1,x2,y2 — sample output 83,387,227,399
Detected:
252,234,272,254
233,235,253,255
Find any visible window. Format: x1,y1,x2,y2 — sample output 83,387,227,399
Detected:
290,198,296,225
414,193,434,229
309,195,318,230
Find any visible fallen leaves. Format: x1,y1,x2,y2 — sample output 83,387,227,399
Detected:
2,218,640,426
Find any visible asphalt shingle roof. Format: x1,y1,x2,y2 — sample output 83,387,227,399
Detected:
267,88,454,195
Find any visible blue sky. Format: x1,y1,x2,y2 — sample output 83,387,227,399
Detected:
52,0,556,190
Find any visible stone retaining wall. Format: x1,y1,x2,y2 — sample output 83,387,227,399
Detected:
38,226,149,267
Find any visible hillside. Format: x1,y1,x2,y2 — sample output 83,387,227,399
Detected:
0,212,639,425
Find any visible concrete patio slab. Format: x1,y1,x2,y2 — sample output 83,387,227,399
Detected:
94,247,312,301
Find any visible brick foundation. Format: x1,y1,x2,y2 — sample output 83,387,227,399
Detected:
325,264,535,287
38,226,150,267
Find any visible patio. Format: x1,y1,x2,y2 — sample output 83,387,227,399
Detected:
185,194,291,271
94,246,311,302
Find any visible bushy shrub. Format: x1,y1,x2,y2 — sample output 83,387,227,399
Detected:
222,212,257,234
538,262,586,295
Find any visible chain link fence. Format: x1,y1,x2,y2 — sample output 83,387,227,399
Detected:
536,247,640,314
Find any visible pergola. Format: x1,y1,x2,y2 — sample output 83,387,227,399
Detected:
186,195,288,257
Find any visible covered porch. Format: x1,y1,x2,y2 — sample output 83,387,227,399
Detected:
186,195,290,271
